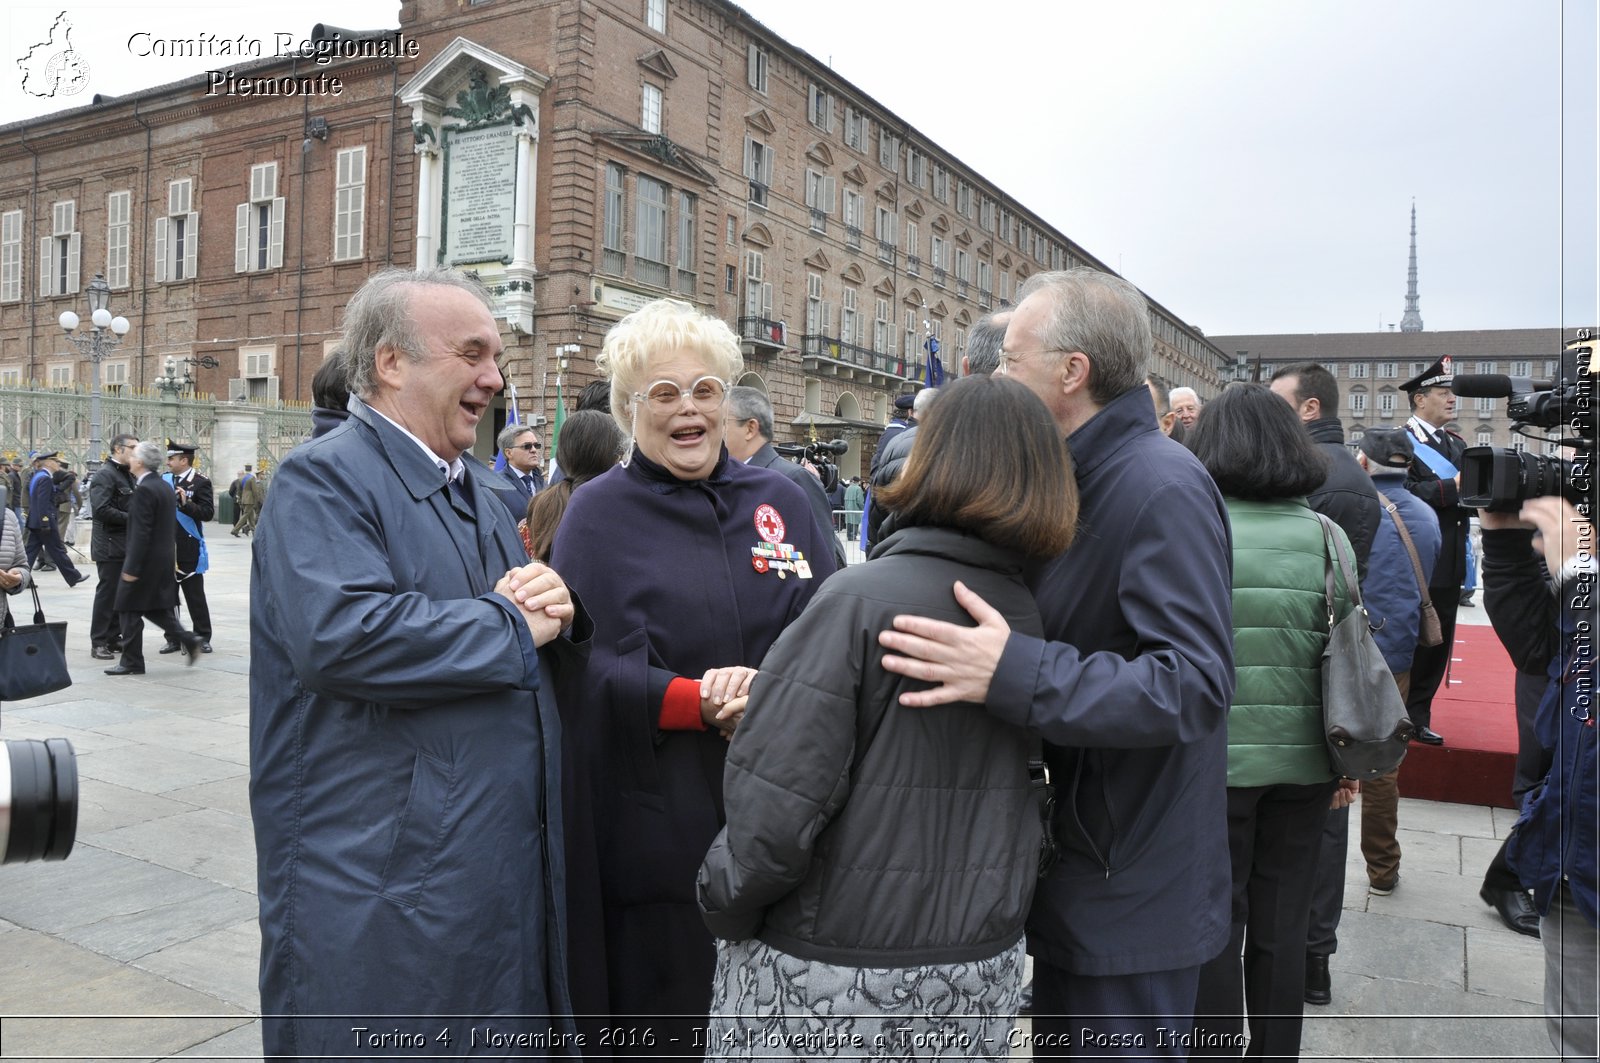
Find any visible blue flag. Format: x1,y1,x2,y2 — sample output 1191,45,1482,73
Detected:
924,337,945,388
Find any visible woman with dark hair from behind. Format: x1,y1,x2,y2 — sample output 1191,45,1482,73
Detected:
698,374,1079,1057
521,409,624,561
1187,382,1357,1061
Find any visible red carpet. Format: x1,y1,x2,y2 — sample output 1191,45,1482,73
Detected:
1397,621,1521,808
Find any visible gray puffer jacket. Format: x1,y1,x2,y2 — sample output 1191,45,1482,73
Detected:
698,524,1046,967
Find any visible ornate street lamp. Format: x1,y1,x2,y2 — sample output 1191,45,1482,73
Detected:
154,354,221,398
58,273,131,465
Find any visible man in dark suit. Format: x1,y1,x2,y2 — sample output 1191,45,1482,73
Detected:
107,440,202,675
724,385,846,569
1401,357,1469,745
24,452,87,586
493,422,545,521
88,434,140,659
161,441,213,654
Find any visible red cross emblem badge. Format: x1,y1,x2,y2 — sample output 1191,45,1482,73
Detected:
754,504,786,544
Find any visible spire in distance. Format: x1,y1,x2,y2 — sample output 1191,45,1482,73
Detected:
1400,200,1424,333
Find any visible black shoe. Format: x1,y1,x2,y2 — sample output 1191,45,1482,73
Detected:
1304,953,1331,1006
67,572,90,588
158,642,183,654
35,563,55,572
1413,726,1445,746
201,642,213,653
104,664,145,675
1481,885,1541,937
181,634,203,666
1369,872,1400,896
90,645,114,660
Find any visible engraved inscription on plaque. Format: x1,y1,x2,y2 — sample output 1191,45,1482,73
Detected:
443,124,517,264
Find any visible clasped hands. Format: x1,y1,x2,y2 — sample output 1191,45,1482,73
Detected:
0,567,23,590
699,666,757,740
496,562,575,648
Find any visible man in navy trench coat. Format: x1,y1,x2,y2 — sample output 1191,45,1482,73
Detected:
249,269,586,1060
879,268,1235,1057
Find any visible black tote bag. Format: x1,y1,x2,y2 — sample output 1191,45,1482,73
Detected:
0,584,72,702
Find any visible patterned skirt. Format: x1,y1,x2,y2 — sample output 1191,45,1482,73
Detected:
704,936,1025,1061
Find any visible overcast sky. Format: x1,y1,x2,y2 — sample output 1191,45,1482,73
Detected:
6,0,1595,337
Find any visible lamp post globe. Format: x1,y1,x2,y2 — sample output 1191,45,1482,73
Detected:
59,272,129,467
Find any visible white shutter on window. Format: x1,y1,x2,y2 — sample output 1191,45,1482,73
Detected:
762,282,772,318
746,44,758,87
65,233,80,293
235,204,250,272
268,198,285,268
154,216,170,282
182,212,199,278
38,237,51,297
761,145,774,185
252,163,277,202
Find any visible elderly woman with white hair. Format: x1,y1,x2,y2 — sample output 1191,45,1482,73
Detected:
548,298,837,1053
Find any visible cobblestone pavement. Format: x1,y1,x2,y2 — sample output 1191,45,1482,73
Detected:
0,533,1551,1061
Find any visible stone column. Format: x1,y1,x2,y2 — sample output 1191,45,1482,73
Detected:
212,404,261,523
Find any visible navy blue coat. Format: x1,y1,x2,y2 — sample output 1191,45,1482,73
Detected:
1366,473,1441,672
548,446,834,1047
26,469,57,531
249,399,581,1059
986,386,1236,976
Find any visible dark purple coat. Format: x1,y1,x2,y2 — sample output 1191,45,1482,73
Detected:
548,446,835,1048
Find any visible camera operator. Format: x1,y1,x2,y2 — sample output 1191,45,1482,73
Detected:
1480,495,1598,1060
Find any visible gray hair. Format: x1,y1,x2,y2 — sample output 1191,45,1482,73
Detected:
964,312,1009,377
497,422,535,451
1015,268,1151,405
912,387,939,416
1169,386,1200,408
131,440,163,472
726,386,774,441
341,268,495,399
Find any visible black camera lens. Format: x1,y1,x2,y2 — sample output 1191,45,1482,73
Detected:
1,737,78,864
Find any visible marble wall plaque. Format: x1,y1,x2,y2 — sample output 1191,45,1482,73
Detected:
443,124,517,264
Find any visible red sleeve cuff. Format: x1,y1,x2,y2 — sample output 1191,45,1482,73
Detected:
659,677,707,731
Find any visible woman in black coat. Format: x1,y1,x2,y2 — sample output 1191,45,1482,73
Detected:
698,375,1080,1057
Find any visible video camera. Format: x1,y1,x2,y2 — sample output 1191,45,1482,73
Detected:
774,438,850,493
1455,332,1594,513
0,737,78,863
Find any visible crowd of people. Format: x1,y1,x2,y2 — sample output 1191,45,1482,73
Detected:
0,440,215,673
9,261,1585,1061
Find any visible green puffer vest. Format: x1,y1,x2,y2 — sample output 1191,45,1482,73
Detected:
1225,497,1353,788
